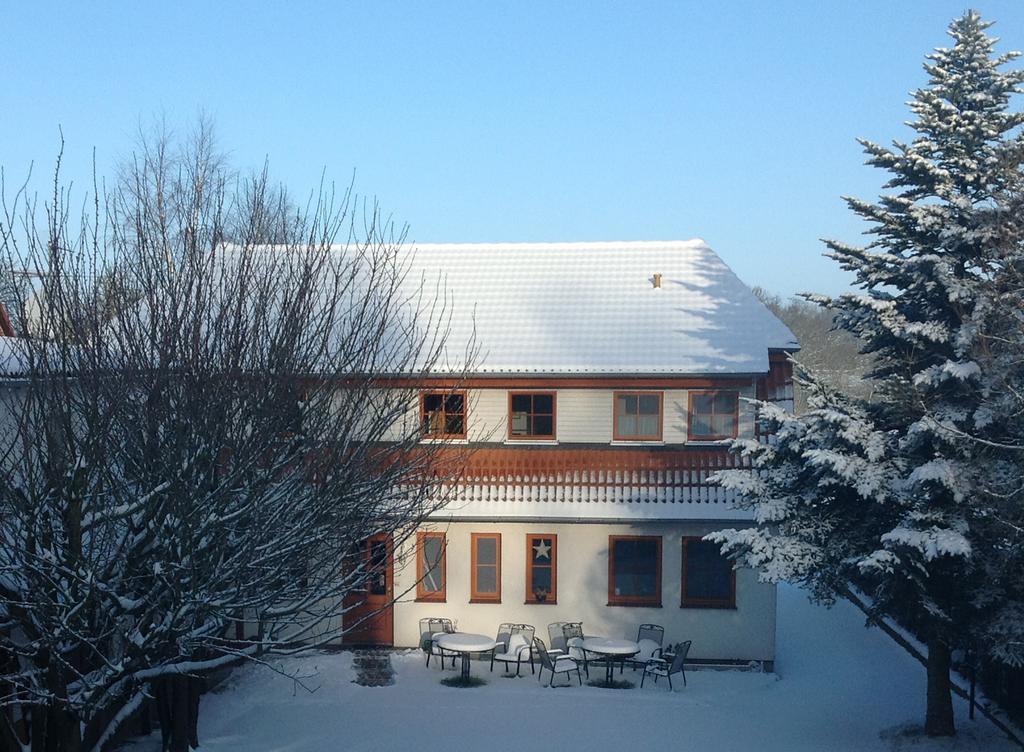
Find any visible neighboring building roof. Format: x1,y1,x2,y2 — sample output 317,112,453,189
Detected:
0,336,28,378
0,303,16,338
408,240,797,376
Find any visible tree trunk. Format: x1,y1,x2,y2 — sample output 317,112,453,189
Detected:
187,676,201,750
925,637,956,737
155,674,202,752
170,676,190,752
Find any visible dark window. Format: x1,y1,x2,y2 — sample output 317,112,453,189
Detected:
368,539,389,595
471,533,501,602
509,392,555,439
689,391,739,440
608,536,662,606
682,538,736,608
613,392,662,440
526,534,557,603
421,391,466,438
416,532,446,601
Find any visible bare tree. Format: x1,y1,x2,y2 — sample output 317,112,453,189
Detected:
0,125,473,751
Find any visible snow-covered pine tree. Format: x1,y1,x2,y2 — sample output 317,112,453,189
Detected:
712,11,1024,737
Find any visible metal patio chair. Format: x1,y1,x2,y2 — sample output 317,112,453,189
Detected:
626,623,665,671
547,622,569,657
534,637,582,687
419,617,456,670
490,623,536,676
561,622,589,677
641,640,691,690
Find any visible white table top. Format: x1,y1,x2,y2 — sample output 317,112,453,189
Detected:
581,638,640,655
436,632,498,653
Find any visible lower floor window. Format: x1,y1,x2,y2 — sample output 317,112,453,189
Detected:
682,538,736,608
526,534,557,603
608,536,662,606
471,533,501,602
416,532,446,602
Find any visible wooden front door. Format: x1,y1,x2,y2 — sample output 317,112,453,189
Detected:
343,533,394,646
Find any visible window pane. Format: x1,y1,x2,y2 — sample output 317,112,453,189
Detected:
369,540,388,595
618,415,637,436
533,415,554,436
424,410,442,433
531,538,553,565
477,566,497,593
477,565,497,593
530,567,552,593
445,394,464,413
714,392,737,413
510,410,529,435
712,414,735,437
617,394,637,416
422,538,443,592
692,393,713,416
423,394,443,411
638,414,659,437
638,394,659,415
686,541,732,601
477,537,497,565
511,394,531,412
534,394,553,413
612,539,659,597
445,414,464,435
691,416,712,438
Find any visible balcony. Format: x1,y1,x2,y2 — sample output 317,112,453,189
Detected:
427,445,750,510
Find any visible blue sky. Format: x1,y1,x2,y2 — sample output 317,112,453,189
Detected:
3,1,1023,298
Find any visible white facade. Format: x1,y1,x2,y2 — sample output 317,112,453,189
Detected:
392,520,776,664
384,383,763,445
376,380,780,663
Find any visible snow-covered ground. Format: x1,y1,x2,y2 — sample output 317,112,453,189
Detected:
124,586,1017,751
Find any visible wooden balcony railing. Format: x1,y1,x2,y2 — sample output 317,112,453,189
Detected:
428,446,749,505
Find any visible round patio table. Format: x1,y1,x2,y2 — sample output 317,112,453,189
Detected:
581,638,640,686
435,633,498,680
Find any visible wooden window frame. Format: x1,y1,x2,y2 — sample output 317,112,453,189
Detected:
612,391,664,441
470,533,502,603
607,535,662,607
415,532,447,602
681,537,736,609
420,390,468,439
507,391,557,441
525,533,557,604
687,390,740,441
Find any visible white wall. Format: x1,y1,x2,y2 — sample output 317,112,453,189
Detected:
377,383,759,445
390,520,776,663
549,385,758,444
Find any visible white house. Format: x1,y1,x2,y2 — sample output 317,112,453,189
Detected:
342,240,797,669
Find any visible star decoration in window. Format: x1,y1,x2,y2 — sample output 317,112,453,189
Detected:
533,539,551,560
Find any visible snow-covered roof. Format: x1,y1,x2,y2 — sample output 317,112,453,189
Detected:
408,240,797,376
0,240,797,382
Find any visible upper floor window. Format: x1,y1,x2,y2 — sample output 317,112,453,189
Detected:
608,535,662,607
526,534,557,604
416,532,446,602
681,538,735,609
508,392,555,440
688,391,739,440
421,391,466,439
613,392,662,441
471,533,501,603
